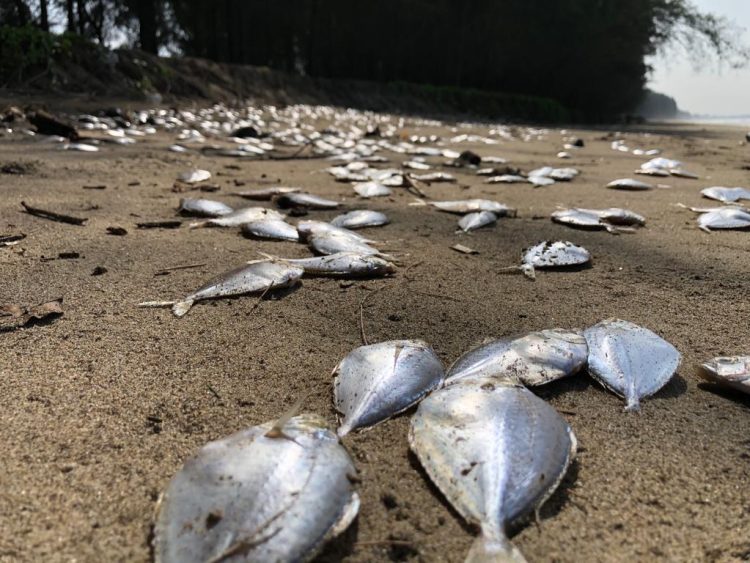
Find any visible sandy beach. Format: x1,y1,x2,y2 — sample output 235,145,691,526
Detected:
1,110,749,562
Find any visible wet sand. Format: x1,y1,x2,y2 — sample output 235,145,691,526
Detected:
1,112,749,562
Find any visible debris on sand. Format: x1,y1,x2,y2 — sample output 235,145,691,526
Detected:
21,201,87,226
0,298,64,331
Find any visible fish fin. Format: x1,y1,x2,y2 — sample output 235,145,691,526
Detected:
330,493,360,538
265,395,306,440
624,397,641,412
520,264,536,280
171,299,194,317
466,534,526,563
187,221,207,229
137,300,176,308
699,225,712,233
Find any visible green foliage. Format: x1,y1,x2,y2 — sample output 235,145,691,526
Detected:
0,25,57,82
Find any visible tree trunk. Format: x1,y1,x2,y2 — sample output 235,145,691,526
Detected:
138,0,158,54
76,0,86,35
39,0,49,32
66,0,76,32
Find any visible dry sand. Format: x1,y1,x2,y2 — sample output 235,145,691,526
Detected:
1,111,749,563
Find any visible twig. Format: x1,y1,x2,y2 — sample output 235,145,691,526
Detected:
207,384,222,402
154,262,207,276
137,220,182,229
21,201,87,225
358,287,384,345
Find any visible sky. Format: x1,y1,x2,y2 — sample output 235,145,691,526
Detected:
649,0,750,116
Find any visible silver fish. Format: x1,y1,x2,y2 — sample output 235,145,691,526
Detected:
277,193,340,209
518,240,591,279
334,340,445,436
551,208,644,234
701,186,750,203
241,219,299,242
430,199,516,216
231,186,302,200
178,198,234,218
189,207,283,229
484,175,527,184
154,414,359,563
330,210,389,230
697,207,750,232
528,175,555,187
138,260,303,317
698,356,750,395
458,211,497,232
410,377,576,563
178,169,211,184
583,319,681,411
606,178,654,190
446,329,588,387
309,232,384,257
353,182,392,198
297,220,375,243
265,252,395,277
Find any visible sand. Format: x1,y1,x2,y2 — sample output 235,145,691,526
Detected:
1,110,749,563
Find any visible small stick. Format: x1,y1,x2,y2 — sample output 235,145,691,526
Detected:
21,201,87,225
154,262,206,275
207,384,222,402
136,220,182,229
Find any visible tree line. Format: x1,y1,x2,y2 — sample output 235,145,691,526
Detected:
1,0,745,119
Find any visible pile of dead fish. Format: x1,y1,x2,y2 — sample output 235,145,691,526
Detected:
153,319,682,561
138,190,395,317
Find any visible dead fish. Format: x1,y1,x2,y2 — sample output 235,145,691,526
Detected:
178,198,234,218
263,252,395,277
154,413,359,563
446,329,588,387
412,172,456,183
485,174,527,184
334,340,445,436
189,207,283,229
330,210,390,229
138,259,303,317
583,319,681,411
528,175,555,187
403,160,431,170
551,208,644,234
670,169,699,179
458,211,497,232
64,142,99,152
276,193,340,210
353,182,392,198
297,220,376,243
697,207,750,232
178,169,212,184
606,178,654,191
309,232,385,257
635,166,670,177
231,186,302,200
701,186,750,203
698,356,750,395
241,219,299,242
409,377,576,563
507,240,591,280
430,199,516,216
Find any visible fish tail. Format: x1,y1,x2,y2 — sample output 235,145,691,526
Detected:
624,397,641,412
336,422,352,438
171,299,195,317
466,533,526,563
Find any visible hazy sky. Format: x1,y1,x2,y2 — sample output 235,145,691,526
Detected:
649,0,750,115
